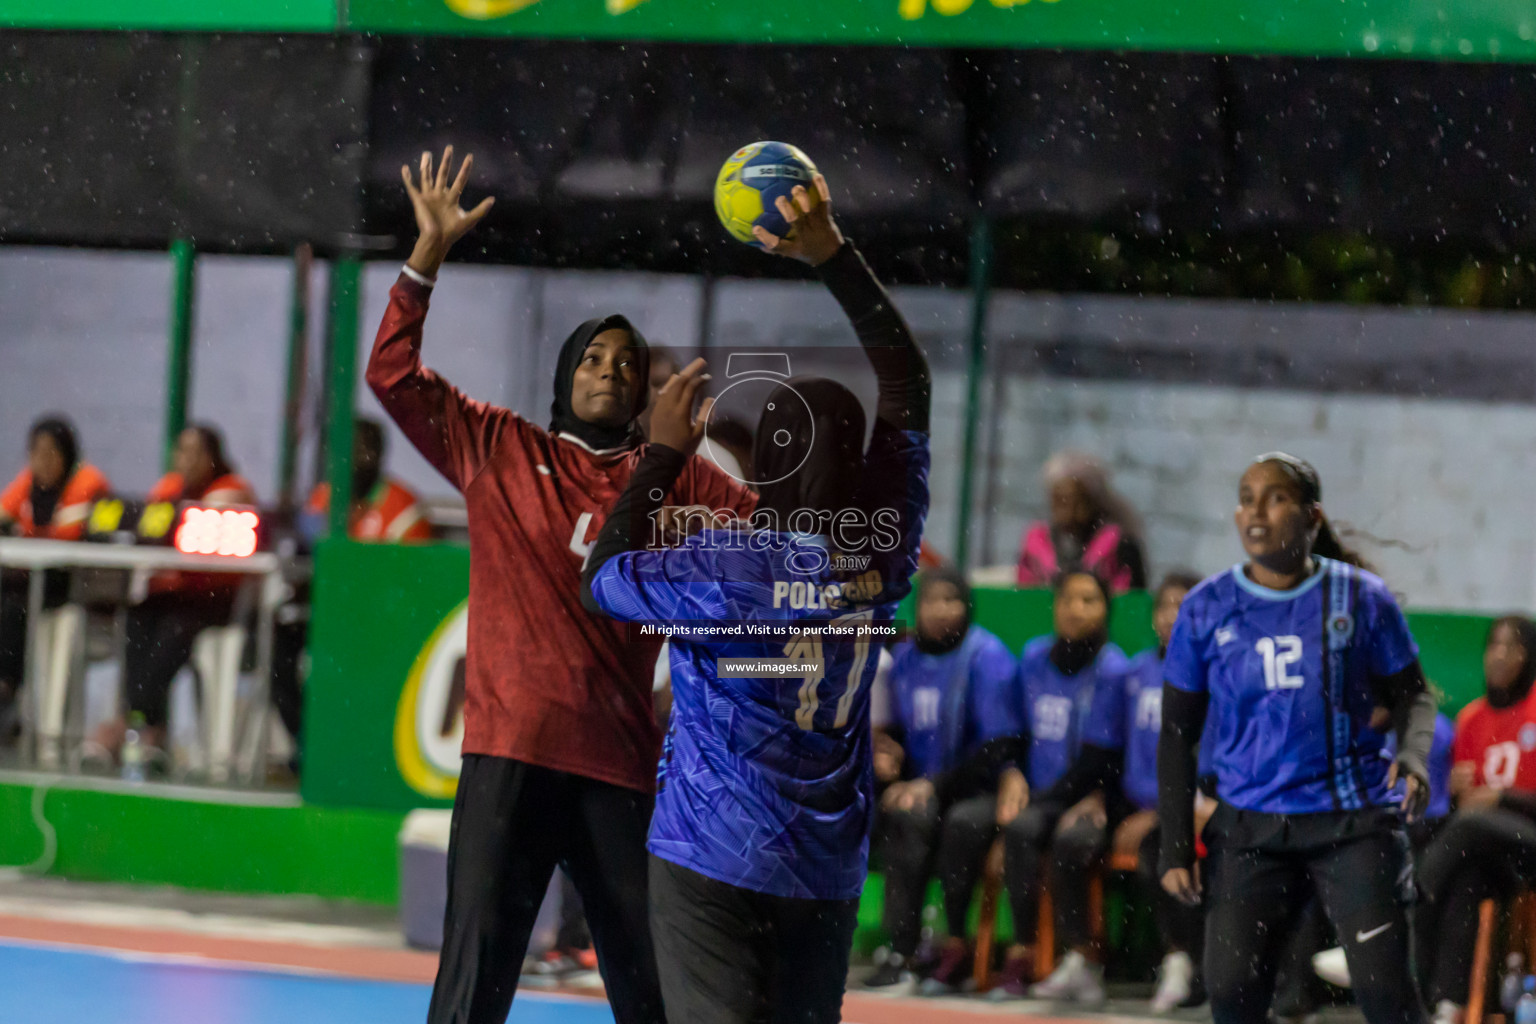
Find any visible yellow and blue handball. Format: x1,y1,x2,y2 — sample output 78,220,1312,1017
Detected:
714,141,819,248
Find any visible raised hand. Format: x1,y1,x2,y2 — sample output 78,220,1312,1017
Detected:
402,146,495,279
649,358,714,455
752,173,845,267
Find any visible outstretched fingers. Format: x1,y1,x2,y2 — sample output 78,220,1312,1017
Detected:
813,172,831,205
465,195,495,226
752,225,785,250
400,164,422,200
435,145,454,190
450,153,474,200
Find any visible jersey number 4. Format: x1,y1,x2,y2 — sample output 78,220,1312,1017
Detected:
1256,635,1305,690
785,609,874,731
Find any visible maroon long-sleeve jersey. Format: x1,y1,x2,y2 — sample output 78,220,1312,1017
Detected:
367,273,757,793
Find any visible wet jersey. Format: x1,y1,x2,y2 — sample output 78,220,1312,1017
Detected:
1014,636,1128,792
1455,686,1536,794
1164,558,1419,815
369,273,756,792
589,424,930,900
886,626,1019,779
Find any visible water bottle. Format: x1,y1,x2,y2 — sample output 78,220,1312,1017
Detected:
1503,954,1526,1015
121,712,146,783
1515,976,1536,1024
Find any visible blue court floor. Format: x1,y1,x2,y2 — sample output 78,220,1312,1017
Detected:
0,941,616,1024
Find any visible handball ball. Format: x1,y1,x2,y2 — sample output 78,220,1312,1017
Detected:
714,141,819,248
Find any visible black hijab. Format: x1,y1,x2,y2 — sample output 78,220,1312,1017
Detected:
27,416,79,528
549,314,650,452
914,566,972,655
753,376,866,529
1050,570,1112,676
1487,614,1536,709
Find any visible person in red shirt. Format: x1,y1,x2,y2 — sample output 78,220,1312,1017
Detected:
369,147,754,1024
304,418,431,543
92,425,257,761
1416,615,1536,1024
0,416,112,733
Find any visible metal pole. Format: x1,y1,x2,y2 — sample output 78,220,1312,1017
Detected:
324,257,361,541
163,237,197,471
277,244,313,512
954,215,992,571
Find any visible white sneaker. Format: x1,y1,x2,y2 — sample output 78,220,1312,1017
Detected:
1432,1000,1464,1024
1312,946,1351,988
1151,951,1195,1013
1029,951,1107,1005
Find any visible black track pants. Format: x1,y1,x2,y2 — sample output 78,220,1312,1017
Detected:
426,754,665,1024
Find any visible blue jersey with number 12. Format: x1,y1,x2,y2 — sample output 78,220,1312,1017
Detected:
589,425,930,900
1163,558,1419,815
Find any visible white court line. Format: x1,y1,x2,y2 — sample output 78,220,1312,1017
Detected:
0,896,403,949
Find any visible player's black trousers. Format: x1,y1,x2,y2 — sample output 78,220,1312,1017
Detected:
427,754,665,1024
1201,805,1425,1024
1137,823,1206,962
870,798,943,958
1416,808,1536,1007
647,855,859,1024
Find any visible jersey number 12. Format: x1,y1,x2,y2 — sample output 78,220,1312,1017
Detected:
1256,635,1305,690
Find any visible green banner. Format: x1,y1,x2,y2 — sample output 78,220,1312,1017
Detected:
303,538,469,810
3,0,1534,61
303,539,1492,812
345,0,1536,61
0,0,334,31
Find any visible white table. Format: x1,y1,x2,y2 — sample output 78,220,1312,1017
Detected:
0,538,285,783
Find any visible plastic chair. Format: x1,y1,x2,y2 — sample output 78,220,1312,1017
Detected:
191,624,247,783
972,842,1106,990
32,604,86,769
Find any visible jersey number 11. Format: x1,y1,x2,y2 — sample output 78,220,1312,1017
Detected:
785,609,875,731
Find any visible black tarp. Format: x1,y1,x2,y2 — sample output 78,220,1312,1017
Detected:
3,32,1535,278
0,33,371,251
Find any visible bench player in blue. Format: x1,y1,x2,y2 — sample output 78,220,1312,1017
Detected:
1158,453,1436,1024
581,174,930,1024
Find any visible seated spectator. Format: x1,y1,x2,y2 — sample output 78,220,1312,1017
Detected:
864,567,1019,992
0,416,111,734
1017,452,1146,592
1087,572,1207,1011
923,570,1127,999
92,425,256,762
1415,615,1536,1024
302,418,431,543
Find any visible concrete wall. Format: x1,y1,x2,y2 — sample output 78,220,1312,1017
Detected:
4,245,1536,610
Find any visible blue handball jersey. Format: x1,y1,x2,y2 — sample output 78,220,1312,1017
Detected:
589,425,930,900
1117,649,1169,811
1091,648,1218,811
1164,558,1420,815
1015,636,1128,792
886,627,1020,780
